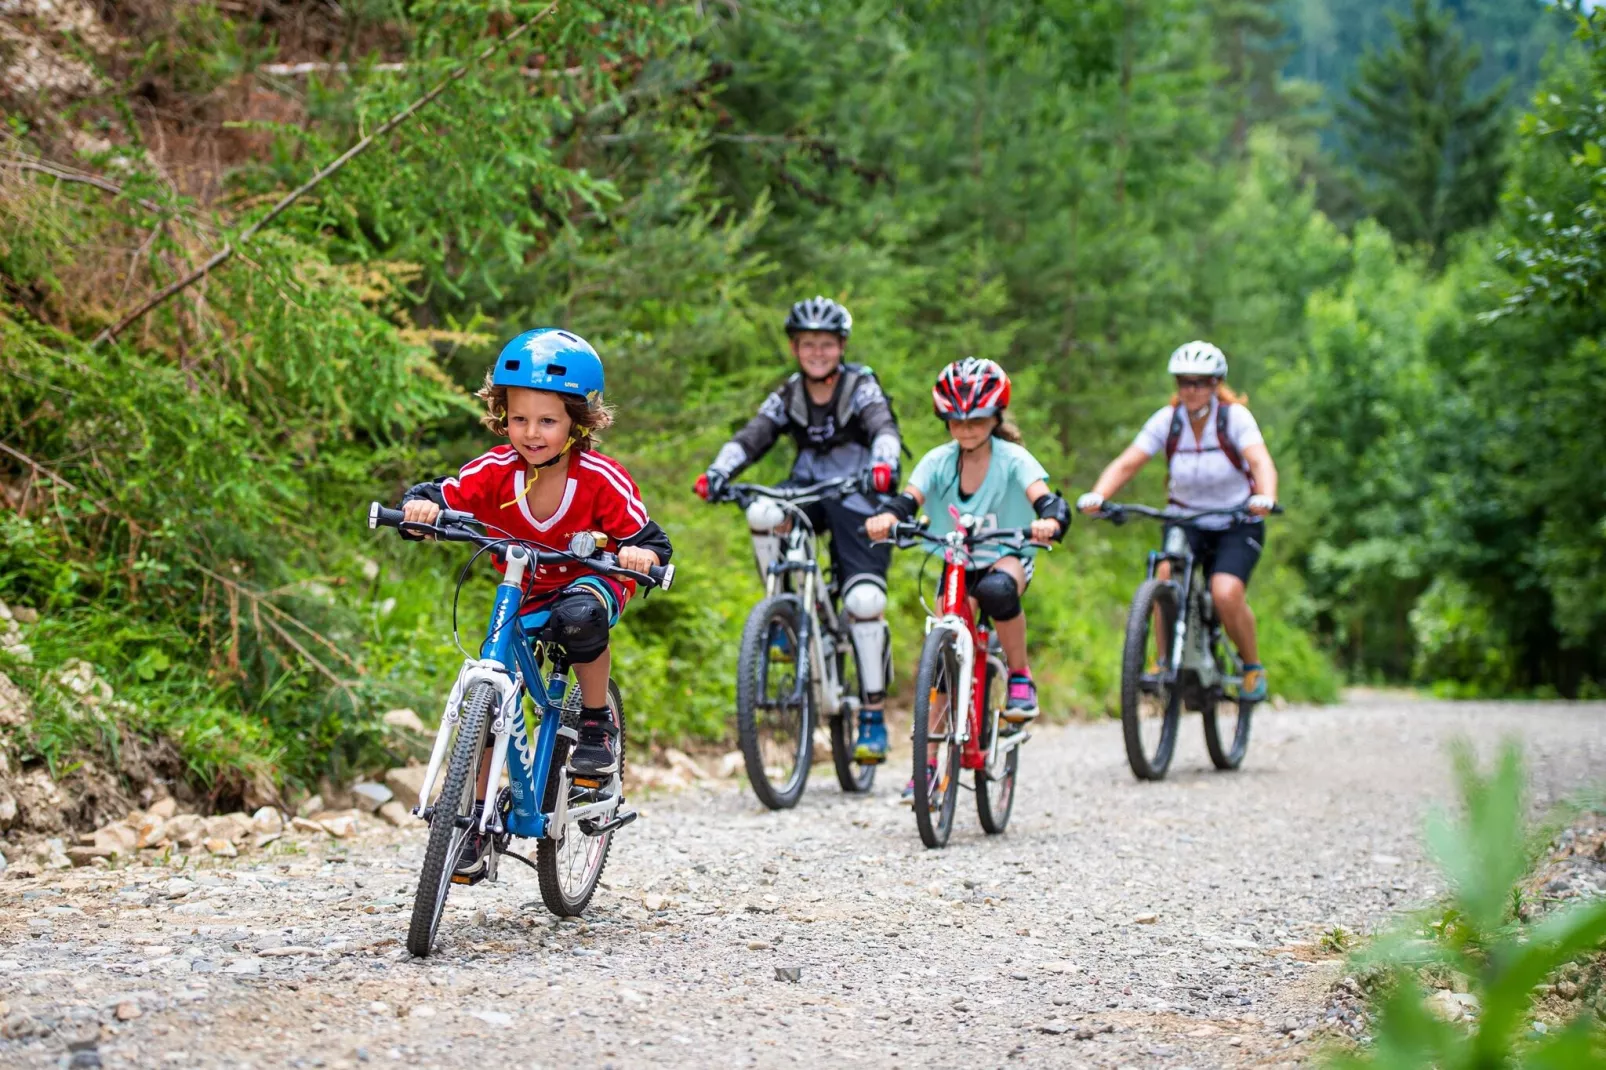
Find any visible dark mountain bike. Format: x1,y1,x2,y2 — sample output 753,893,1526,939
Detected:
1092,503,1277,781
712,477,882,809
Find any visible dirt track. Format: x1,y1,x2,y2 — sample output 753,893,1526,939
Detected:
3,695,1604,1069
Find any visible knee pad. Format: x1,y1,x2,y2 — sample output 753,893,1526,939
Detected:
546,589,611,664
973,570,1022,622
842,578,889,697
842,578,886,621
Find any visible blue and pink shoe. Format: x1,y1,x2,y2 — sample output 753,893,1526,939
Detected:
1003,670,1039,724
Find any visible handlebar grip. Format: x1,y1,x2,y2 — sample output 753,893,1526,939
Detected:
649,563,676,592
369,502,405,529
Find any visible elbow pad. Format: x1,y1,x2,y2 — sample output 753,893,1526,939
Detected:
884,492,920,522
1033,492,1071,541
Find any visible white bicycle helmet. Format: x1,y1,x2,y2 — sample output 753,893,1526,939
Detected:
1167,340,1228,378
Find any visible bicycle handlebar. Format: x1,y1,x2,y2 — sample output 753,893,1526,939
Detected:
713,476,865,508
1092,502,1283,527
367,503,674,591
873,519,1051,553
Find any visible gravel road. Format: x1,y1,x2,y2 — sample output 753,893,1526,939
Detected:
3,696,1604,1070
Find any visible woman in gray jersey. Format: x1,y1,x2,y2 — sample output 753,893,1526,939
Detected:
695,297,904,762
1077,341,1280,701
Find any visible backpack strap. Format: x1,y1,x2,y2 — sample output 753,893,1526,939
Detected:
1216,402,1250,476
1164,404,1184,466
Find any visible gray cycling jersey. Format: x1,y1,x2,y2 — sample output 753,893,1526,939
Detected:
710,363,902,515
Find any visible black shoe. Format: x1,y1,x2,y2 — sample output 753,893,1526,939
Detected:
452,803,489,885
568,707,619,786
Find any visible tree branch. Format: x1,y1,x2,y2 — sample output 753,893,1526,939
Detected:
92,2,561,347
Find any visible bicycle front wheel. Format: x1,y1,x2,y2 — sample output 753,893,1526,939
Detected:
1202,632,1254,771
536,679,624,916
975,656,1017,835
406,681,493,958
1120,579,1182,781
911,626,963,849
829,635,876,794
735,595,813,810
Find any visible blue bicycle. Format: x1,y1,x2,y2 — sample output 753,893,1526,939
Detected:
367,502,674,957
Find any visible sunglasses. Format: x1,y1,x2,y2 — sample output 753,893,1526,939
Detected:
1175,377,1216,389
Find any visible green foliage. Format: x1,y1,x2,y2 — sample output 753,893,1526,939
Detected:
1326,743,1606,1069
1340,0,1509,267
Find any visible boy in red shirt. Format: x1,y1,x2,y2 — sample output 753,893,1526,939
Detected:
397,330,672,879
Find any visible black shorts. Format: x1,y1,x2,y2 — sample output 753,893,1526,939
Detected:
1168,521,1266,584
800,498,891,594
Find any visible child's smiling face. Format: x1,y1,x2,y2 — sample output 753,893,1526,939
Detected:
505,387,575,465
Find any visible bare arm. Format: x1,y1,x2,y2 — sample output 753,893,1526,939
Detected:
1084,446,1153,510
1243,442,1278,513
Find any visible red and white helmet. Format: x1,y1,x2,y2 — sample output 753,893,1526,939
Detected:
932,358,1011,421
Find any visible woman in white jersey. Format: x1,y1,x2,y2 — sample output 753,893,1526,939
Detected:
1076,341,1279,701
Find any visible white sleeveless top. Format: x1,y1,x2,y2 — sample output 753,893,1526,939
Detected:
1131,399,1263,530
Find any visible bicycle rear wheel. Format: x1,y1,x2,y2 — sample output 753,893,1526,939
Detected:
829,637,876,793
735,595,813,810
1120,578,1182,781
975,655,1017,835
1202,631,1254,771
911,626,963,849
406,682,493,958
536,679,624,916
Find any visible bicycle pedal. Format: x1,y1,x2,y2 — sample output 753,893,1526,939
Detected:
582,809,638,836
571,775,604,790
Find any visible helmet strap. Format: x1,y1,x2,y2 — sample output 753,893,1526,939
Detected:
501,436,576,508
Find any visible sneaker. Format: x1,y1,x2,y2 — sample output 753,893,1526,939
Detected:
452,803,489,885
568,707,620,786
902,760,938,802
768,627,795,663
1003,672,1039,723
853,709,888,764
1240,664,1268,702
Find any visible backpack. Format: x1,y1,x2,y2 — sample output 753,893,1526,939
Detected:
781,363,912,458
1164,402,1253,488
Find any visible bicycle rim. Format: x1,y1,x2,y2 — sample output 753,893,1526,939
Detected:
406,682,492,958
1121,579,1181,781
736,596,812,809
536,680,622,916
912,628,962,849
975,658,1017,835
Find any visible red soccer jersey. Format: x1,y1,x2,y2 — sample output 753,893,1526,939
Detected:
440,445,653,600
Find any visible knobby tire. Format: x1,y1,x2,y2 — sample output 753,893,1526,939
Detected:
736,595,813,810
406,682,493,958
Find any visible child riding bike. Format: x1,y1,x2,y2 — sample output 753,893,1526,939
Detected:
866,359,1070,787
396,329,673,882
695,296,904,764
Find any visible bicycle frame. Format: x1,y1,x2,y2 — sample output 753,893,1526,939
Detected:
924,523,1027,780
411,546,621,848
740,486,856,723
1144,528,1236,696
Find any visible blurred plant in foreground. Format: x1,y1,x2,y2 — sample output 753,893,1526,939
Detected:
1329,741,1606,1068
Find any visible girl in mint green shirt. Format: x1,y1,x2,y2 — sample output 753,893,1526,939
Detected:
867,359,1071,757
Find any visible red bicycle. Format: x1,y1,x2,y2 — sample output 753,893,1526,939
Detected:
883,510,1049,848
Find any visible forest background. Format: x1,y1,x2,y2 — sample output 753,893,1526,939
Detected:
1,0,1603,803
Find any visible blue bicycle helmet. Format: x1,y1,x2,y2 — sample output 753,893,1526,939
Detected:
491,329,605,408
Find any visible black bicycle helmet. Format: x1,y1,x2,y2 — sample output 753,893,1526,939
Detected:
784,296,852,339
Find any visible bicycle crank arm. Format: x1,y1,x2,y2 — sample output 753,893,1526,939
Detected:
986,731,1031,779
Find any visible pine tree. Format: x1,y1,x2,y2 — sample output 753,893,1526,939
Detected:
1339,0,1507,267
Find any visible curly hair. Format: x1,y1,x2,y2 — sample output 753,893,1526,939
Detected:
993,410,1025,445
476,368,615,445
